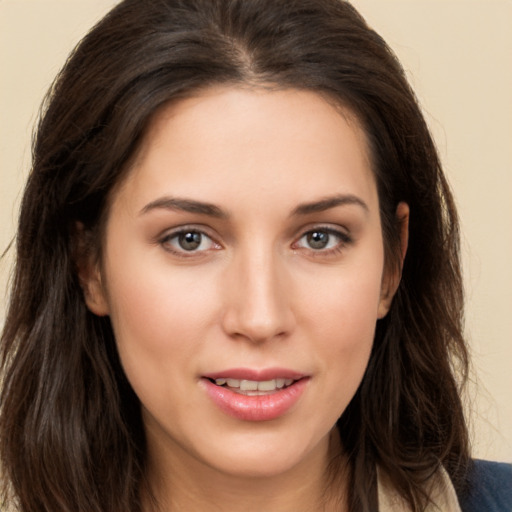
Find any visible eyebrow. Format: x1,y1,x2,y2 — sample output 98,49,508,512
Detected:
139,197,228,218
291,194,369,216
139,193,368,219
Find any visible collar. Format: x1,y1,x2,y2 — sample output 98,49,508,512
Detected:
378,465,462,512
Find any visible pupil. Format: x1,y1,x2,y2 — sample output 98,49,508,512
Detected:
307,231,329,249
179,232,202,251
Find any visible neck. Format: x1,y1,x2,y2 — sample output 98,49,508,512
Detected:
143,430,348,512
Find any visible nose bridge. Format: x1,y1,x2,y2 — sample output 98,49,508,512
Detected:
222,241,294,342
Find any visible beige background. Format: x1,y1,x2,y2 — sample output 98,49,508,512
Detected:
1,1,511,462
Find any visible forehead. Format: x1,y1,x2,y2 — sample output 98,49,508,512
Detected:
114,85,377,215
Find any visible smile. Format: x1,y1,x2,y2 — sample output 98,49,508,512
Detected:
201,369,309,421
212,378,295,395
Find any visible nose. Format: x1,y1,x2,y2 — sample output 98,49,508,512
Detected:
221,247,295,344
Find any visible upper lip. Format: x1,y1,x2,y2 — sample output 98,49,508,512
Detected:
202,367,306,381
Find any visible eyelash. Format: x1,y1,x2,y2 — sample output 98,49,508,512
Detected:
293,226,352,256
159,226,221,257
158,225,352,258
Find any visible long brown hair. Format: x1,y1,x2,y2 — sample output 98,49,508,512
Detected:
1,1,469,510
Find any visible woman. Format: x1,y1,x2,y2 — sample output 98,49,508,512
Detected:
1,0,510,511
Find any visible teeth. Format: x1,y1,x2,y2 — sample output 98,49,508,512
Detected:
257,380,276,391
214,378,294,390
276,378,285,388
240,380,258,391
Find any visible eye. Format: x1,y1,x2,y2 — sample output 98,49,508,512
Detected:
161,229,219,254
295,228,350,252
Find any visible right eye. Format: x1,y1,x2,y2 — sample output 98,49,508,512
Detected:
160,229,220,255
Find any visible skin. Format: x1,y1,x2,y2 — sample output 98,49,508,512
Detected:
82,86,408,511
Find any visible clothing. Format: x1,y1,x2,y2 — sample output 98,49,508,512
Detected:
457,459,512,512
378,460,512,512
378,465,461,512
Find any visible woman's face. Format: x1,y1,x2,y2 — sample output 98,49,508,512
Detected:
84,86,399,480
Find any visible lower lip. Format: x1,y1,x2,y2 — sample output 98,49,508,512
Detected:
202,378,309,422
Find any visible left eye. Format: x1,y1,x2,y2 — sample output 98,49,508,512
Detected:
296,229,345,251
162,230,217,253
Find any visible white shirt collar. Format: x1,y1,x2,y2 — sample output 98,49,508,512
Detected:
378,465,462,512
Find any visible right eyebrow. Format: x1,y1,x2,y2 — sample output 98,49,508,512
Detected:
139,196,228,219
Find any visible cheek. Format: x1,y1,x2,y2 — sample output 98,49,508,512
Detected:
300,255,384,341
298,256,383,397
316,287,377,378
317,305,376,420
104,254,220,395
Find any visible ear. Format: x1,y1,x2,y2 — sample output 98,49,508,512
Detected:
74,222,110,317
377,202,409,319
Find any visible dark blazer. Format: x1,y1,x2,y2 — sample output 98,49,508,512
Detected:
457,459,512,512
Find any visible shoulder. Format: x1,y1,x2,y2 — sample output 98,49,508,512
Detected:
456,459,512,512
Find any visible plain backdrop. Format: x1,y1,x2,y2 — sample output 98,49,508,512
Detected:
1,0,511,462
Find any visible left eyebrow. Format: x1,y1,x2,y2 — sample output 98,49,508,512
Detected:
291,194,369,216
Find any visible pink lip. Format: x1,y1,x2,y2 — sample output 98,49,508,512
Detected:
201,368,309,422
203,367,305,381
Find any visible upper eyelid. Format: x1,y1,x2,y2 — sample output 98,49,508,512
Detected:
292,225,353,252
158,228,221,257
294,223,351,240
299,229,350,241
157,225,222,252
158,224,218,240
155,223,352,247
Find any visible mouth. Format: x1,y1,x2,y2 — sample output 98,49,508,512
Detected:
207,377,297,396
201,369,309,421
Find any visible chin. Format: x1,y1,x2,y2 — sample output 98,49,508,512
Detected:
197,427,332,480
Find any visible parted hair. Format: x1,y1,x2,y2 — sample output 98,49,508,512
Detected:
1,1,469,511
